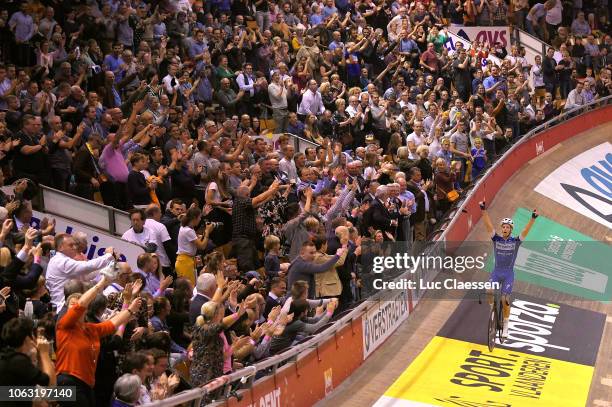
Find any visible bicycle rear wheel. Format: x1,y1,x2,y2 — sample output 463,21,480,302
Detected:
497,297,505,344
487,303,497,352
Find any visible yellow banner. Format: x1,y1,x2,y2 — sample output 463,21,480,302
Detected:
382,336,593,407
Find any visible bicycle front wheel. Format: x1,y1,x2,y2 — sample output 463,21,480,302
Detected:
487,304,497,352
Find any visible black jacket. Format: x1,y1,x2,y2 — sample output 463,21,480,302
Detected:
127,170,151,206
362,198,396,236
405,181,427,223
189,293,211,325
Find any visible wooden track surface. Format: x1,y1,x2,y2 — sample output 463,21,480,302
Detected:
317,122,612,407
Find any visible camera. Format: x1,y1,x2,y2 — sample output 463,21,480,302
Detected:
144,242,158,253
206,221,224,229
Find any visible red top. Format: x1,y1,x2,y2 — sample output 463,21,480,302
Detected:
55,303,116,387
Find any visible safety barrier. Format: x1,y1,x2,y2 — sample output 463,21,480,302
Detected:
288,132,320,153
510,27,548,65
146,98,611,406
37,185,131,236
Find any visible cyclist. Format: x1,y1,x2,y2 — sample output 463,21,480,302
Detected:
479,201,538,340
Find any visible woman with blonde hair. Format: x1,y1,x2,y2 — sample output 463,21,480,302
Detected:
385,132,403,162
416,145,433,181
348,87,362,97
319,81,335,111
304,114,323,144
190,270,248,394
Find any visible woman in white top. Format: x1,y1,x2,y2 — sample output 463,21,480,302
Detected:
531,55,546,100
175,207,214,286
427,120,444,160
204,166,233,245
37,40,62,75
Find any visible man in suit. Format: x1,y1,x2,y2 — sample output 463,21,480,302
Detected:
346,160,369,201
189,273,216,324
264,278,286,319
72,134,104,201
362,185,398,239
405,167,433,242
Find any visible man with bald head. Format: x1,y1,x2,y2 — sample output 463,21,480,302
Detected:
215,77,245,116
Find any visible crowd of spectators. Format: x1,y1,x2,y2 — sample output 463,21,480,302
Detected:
0,0,610,406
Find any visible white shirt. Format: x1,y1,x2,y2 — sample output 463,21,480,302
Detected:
46,252,113,309
407,132,425,147
564,89,585,110
279,157,298,181
546,0,563,25
122,224,170,266
103,283,124,297
177,226,198,256
297,89,325,116
268,82,288,109
346,104,358,118
162,74,180,95
531,64,544,87
236,73,256,96
144,219,172,267
122,226,155,247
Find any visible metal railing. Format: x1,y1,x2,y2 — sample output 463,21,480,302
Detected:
511,26,549,59
36,185,131,236
145,96,612,407
286,132,320,153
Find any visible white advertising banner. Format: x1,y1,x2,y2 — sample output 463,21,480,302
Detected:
534,142,612,229
30,210,145,271
449,26,511,51
362,289,410,359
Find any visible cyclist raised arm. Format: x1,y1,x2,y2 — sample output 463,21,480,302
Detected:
479,201,495,238
520,209,538,240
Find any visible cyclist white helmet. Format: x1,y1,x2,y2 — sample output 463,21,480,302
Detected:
500,218,514,227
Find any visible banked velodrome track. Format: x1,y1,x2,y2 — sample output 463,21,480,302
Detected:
318,122,612,407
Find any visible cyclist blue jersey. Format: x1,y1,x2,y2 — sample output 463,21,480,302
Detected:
491,233,522,271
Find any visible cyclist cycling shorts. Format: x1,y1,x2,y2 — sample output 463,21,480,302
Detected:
489,268,514,295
